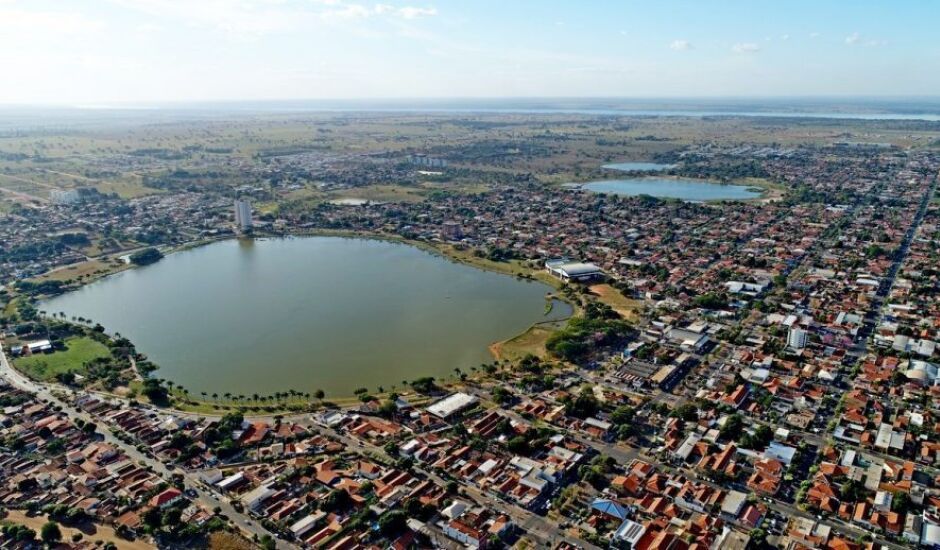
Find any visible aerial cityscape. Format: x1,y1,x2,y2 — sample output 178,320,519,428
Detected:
3,2,940,550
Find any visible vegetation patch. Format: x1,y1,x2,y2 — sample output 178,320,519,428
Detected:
14,336,111,381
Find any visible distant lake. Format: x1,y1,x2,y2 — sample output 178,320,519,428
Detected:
41,237,571,397
580,177,762,201
603,162,674,172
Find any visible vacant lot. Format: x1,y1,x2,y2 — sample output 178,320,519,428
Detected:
589,283,643,322
14,336,110,380
1,510,154,550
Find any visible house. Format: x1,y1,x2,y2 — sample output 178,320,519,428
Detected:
149,487,183,509
613,519,646,547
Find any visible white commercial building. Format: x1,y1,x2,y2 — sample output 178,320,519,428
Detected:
544,259,604,282
427,392,479,419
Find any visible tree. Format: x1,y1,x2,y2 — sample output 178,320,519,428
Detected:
410,377,437,394
891,491,912,514
141,378,168,404
314,389,325,401
610,405,635,426
129,247,164,266
321,489,352,512
719,414,744,441
378,510,407,536
840,479,863,503
670,403,699,422
41,521,62,545
507,436,530,456
563,388,600,419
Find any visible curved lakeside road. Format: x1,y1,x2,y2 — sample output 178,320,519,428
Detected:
0,345,297,550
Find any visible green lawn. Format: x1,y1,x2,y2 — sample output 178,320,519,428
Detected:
14,336,110,380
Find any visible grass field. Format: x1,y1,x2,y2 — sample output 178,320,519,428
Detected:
491,324,560,362
14,336,111,381
588,283,644,322
29,258,127,284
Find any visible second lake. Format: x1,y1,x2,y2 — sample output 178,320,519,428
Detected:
580,177,763,201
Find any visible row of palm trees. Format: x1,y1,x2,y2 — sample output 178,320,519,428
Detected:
39,310,94,325
194,388,325,407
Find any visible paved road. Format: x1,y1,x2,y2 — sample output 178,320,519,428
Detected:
0,345,296,550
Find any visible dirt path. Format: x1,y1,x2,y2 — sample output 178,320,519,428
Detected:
0,185,47,203
0,172,58,189
1,510,155,550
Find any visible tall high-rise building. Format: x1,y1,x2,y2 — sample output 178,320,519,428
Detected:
234,199,252,231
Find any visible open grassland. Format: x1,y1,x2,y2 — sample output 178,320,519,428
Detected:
29,258,128,284
14,336,110,381
588,283,643,322
490,323,564,362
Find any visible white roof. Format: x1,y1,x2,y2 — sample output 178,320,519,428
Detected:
241,485,275,507
427,392,478,418
721,490,748,515
613,519,646,544
216,471,245,489
923,522,940,545
764,442,797,465
290,512,326,536
442,500,468,519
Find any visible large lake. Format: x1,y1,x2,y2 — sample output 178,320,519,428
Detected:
42,237,571,396
580,177,762,201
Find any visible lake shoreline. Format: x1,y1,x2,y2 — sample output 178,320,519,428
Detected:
30,232,575,402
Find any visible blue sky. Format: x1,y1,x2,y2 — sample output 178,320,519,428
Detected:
1,0,938,104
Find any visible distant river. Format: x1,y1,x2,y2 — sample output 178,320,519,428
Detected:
602,162,674,171
41,237,571,397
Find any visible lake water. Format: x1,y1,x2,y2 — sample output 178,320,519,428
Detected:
602,162,674,171
581,177,762,201
41,237,571,397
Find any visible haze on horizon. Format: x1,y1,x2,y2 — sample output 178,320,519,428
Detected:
2,0,939,105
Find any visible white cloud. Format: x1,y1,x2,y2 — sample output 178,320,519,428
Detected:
669,39,691,51
0,8,105,37
397,6,437,19
731,42,760,54
781,34,789,41
809,32,820,38
107,0,437,36
845,32,860,45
